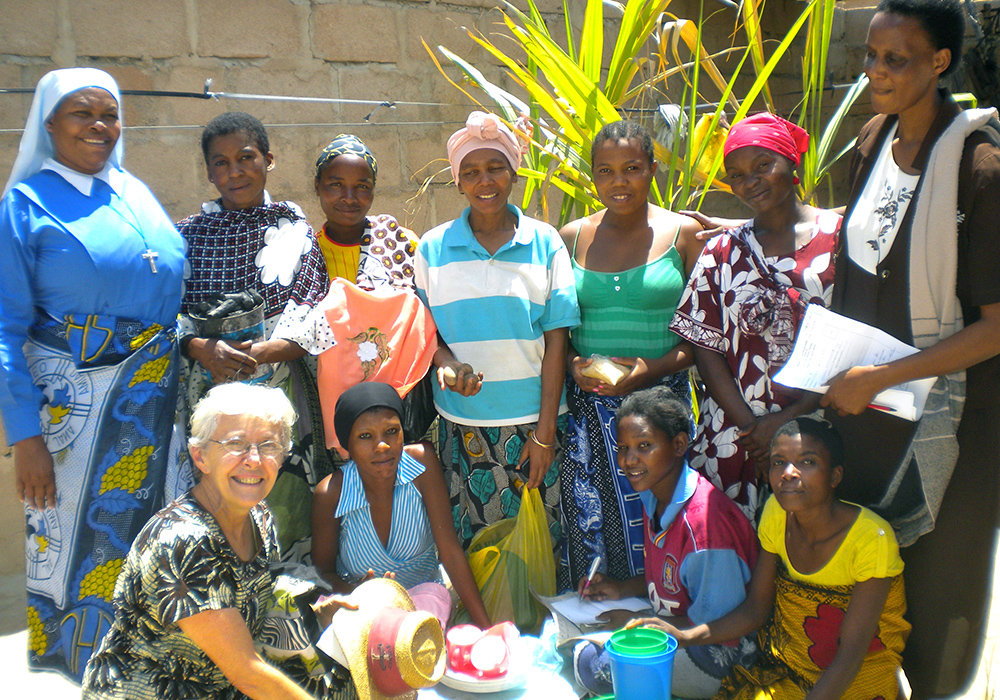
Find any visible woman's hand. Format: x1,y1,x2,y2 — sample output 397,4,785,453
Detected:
15,435,56,510
572,356,651,397
680,210,745,242
738,412,786,476
178,608,316,700
360,568,396,583
577,572,624,601
248,339,306,365
821,366,884,416
820,365,885,416
186,337,257,384
517,432,556,490
568,355,603,393
436,361,483,397
595,357,652,396
310,594,359,628
624,616,687,643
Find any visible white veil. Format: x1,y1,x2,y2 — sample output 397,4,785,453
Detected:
3,67,124,196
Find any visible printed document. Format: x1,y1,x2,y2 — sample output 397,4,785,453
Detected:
773,305,937,421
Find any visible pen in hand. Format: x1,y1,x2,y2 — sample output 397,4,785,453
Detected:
580,556,602,602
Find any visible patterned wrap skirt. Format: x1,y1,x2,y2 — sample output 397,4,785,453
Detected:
23,315,186,681
716,568,909,700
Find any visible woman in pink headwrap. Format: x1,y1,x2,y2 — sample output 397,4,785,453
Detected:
669,113,841,520
414,112,581,555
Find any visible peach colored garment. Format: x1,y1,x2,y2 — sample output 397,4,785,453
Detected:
317,278,438,452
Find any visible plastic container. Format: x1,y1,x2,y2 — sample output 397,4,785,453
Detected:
605,631,677,700
608,627,672,656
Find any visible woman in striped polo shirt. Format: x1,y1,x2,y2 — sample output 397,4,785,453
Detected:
414,112,581,558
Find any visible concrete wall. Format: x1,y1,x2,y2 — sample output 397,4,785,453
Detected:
0,0,842,229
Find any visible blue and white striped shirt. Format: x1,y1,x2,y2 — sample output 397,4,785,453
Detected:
335,452,441,589
415,205,580,426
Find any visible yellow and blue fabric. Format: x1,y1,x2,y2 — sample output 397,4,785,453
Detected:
0,164,184,444
0,161,185,682
335,452,441,589
315,134,378,184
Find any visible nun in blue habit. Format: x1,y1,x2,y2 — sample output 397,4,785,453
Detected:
0,67,187,682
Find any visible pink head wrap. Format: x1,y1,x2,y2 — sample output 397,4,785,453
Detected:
723,113,810,166
447,111,529,183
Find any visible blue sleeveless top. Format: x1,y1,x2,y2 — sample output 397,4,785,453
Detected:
335,452,441,588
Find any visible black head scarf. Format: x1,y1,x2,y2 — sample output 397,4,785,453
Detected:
334,382,403,449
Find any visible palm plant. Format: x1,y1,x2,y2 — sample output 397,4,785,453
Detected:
428,0,864,224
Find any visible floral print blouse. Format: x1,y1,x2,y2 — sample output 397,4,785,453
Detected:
82,492,278,700
669,213,840,519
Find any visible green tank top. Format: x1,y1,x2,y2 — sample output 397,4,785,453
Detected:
571,223,686,358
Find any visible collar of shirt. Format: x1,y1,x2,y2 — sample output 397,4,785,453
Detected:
444,204,532,254
41,158,122,196
201,189,273,214
336,453,425,516
639,462,698,536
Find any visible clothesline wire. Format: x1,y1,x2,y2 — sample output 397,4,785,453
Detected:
0,120,469,135
0,79,860,117
0,86,470,110
0,81,863,136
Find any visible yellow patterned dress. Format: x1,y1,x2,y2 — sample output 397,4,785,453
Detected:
715,497,910,700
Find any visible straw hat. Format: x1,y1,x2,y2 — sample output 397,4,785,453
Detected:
326,578,446,700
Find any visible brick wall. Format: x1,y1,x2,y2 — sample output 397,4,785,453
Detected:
0,0,884,576
0,0,565,233
0,0,844,231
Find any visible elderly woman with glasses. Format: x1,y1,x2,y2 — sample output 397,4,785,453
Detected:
82,383,351,700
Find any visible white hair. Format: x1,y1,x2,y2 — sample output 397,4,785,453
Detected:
188,383,296,451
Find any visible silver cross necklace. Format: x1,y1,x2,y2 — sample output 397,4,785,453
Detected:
102,177,159,273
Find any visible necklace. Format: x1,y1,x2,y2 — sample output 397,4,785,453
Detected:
99,176,160,273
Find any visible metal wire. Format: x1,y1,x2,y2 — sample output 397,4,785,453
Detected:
0,120,468,135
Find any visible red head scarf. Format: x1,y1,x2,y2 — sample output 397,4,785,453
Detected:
723,113,810,166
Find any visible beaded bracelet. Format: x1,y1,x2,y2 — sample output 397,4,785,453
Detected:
529,430,555,449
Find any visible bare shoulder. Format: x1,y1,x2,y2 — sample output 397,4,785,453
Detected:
650,207,704,273
405,442,444,475
313,469,344,507
559,214,591,252
651,206,703,245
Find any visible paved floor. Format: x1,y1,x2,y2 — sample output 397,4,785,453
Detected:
0,552,997,699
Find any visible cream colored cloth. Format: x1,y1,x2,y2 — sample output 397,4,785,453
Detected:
885,107,998,545
908,107,998,348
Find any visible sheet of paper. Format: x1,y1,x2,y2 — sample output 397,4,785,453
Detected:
773,305,937,421
548,594,652,626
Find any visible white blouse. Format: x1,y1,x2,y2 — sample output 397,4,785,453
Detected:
845,123,920,274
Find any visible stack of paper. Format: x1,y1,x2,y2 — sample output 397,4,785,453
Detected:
773,305,938,421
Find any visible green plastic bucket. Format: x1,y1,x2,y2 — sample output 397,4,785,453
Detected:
608,627,671,656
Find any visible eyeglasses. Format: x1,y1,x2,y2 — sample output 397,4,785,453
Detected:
209,438,285,459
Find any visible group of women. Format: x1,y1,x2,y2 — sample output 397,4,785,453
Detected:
1,0,998,698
